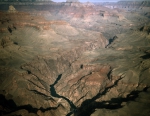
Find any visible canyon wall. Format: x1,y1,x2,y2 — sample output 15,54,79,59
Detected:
0,2,150,116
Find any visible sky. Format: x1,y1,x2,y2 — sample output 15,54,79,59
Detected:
53,0,145,3
53,0,119,2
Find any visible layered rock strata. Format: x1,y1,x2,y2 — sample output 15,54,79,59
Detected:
0,2,150,116
0,11,108,116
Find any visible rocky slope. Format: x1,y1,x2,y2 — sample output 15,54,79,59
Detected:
0,2,150,116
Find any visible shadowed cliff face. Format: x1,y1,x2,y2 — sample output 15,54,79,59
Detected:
0,2,150,116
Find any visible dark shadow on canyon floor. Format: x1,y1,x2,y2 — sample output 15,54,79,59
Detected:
0,94,60,115
73,88,149,116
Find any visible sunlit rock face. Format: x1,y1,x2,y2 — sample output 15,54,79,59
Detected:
0,1,150,116
8,5,17,13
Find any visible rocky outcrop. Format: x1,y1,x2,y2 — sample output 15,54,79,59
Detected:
1,36,13,48
8,5,17,13
139,25,150,34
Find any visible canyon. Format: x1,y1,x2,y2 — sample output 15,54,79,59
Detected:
0,1,150,116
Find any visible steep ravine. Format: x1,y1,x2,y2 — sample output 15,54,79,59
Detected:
9,33,108,115
50,74,77,114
